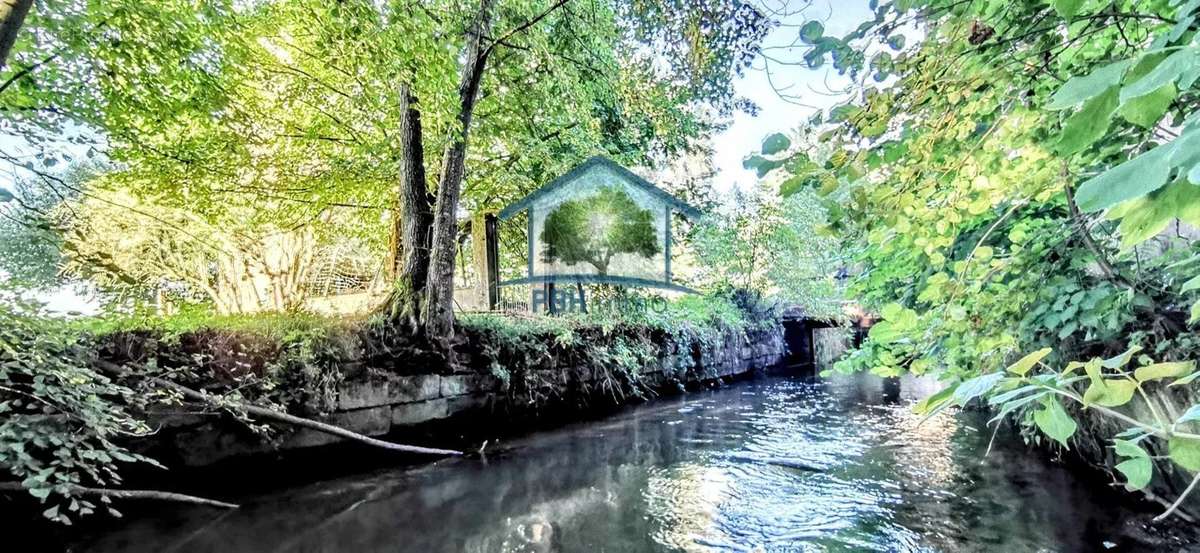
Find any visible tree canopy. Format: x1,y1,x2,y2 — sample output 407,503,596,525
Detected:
0,0,773,326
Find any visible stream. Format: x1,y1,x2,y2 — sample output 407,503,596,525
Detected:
60,374,1178,552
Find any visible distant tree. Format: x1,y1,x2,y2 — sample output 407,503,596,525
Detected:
540,186,659,275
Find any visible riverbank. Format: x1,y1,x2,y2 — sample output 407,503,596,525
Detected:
136,317,787,468
1,291,800,529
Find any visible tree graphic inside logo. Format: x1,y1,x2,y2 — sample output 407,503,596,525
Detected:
539,186,661,276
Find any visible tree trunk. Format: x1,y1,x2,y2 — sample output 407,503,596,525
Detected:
384,84,433,329
423,0,495,340
0,0,32,71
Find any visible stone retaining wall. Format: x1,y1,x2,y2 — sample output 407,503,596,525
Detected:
162,326,787,466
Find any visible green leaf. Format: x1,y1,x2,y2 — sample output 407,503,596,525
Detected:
1083,378,1137,407
1007,348,1052,376
989,383,1043,405
0,188,12,203
1114,438,1150,458
953,372,1005,406
1052,0,1085,18
1110,179,1200,248
1058,85,1117,153
761,133,791,155
1120,48,1200,103
1172,370,1200,387
1177,404,1200,424
1083,357,1105,386
989,390,1050,423
1117,83,1177,128
1074,141,1173,212
1115,457,1153,489
1101,345,1142,369
887,35,905,50
800,21,824,44
1033,396,1077,448
1134,361,1195,382
1182,275,1200,293
915,383,959,421
867,320,903,344
1169,436,1200,471
1047,59,1132,110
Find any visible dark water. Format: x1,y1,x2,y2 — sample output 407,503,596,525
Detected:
69,375,1171,552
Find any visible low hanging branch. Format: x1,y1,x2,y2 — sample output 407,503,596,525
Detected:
94,361,463,457
0,482,238,509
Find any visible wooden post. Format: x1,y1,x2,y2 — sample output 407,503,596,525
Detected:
484,213,499,311
664,206,672,284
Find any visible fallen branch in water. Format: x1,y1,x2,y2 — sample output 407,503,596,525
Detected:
0,482,238,509
94,360,463,458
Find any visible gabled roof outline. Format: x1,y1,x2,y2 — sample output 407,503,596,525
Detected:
497,156,702,220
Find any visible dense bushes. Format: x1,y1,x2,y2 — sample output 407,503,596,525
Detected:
458,291,779,407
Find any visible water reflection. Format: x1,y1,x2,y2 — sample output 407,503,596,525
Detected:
69,375,1157,552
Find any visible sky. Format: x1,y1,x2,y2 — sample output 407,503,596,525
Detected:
710,0,874,194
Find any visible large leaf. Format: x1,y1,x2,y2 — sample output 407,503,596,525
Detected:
1134,361,1195,383
989,390,1050,423
1007,348,1052,376
1101,345,1142,369
1056,87,1118,155
915,383,958,420
1109,179,1200,248
1052,0,1085,18
1082,378,1137,407
1113,439,1153,489
1177,403,1200,424
1033,396,1077,448
1115,457,1153,489
1169,436,1200,471
953,372,1005,406
1046,59,1132,110
1120,47,1200,103
1114,438,1150,459
1173,370,1200,387
1118,83,1176,128
1074,142,1172,212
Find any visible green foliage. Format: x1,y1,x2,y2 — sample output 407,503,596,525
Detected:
459,291,777,405
757,0,1200,514
1,0,771,311
540,186,660,275
0,170,88,290
0,292,159,524
690,186,847,321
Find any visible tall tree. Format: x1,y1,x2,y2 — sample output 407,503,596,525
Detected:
0,0,31,69
421,0,498,339
385,85,433,329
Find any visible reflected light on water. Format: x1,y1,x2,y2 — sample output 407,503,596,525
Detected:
644,464,731,552
64,375,1164,553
